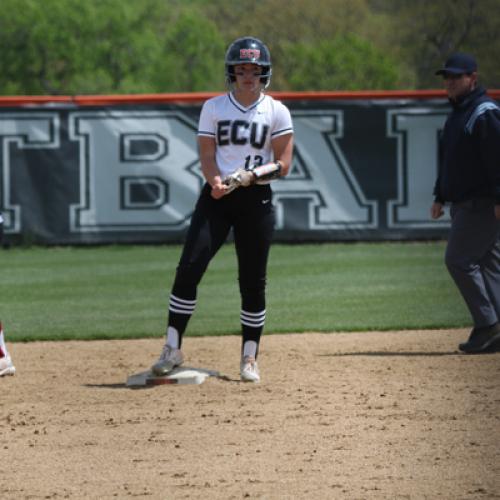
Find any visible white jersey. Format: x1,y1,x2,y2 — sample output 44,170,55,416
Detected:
198,92,293,179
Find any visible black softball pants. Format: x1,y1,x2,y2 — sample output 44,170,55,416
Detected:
168,183,275,348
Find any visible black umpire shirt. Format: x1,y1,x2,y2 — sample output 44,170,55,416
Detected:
434,85,500,205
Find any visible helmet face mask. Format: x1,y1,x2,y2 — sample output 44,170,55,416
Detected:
225,37,272,89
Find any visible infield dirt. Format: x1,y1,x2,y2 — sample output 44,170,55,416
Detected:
1,329,499,499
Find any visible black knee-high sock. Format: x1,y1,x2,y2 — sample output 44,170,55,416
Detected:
241,308,266,358
167,290,196,348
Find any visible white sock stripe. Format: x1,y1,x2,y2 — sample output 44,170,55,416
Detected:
169,296,196,314
170,295,196,306
169,302,195,312
240,309,266,319
169,306,194,315
241,318,266,328
169,301,195,309
241,315,266,323
241,310,266,328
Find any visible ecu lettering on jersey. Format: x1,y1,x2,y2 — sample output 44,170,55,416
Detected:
198,92,293,178
217,120,269,148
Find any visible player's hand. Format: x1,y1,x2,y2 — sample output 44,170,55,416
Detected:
210,178,229,199
430,202,444,219
233,168,255,187
222,168,256,194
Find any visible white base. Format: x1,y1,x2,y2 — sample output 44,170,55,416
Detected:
126,366,219,387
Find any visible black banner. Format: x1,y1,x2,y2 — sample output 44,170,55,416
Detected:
0,98,457,244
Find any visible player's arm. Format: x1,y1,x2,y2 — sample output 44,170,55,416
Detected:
198,136,228,199
250,131,294,183
248,131,294,184
271,132,293,178
223,132,294,191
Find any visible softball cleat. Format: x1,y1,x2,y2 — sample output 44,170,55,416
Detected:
151,344,184,376
240,355,260,383
0,355,16,376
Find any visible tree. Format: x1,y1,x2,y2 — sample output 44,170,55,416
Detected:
376,0,500,88
150,9,226,92
1,0,499,94
284,34,400,91
204,0,393,89
0,0,164,94
0,0,97,94
0,0,225,95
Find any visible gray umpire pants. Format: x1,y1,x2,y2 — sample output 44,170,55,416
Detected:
446,198,500,328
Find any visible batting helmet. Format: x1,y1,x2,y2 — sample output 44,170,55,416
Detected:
225,37,272,88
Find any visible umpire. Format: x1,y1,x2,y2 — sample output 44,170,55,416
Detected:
431,52,500,353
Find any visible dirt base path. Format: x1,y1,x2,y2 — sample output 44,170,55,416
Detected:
1,329,499,499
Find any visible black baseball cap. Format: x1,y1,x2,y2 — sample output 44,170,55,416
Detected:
435,52,477,75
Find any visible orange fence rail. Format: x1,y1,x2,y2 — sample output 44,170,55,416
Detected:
1,89,499,107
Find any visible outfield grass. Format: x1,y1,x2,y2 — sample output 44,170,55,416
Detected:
0,242,469,342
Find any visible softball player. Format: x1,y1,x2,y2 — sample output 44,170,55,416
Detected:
152,36,294,382
0,213,16,376
0,322,15,377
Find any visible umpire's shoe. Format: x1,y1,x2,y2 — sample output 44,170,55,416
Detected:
459,322,500,353
151,344,184,376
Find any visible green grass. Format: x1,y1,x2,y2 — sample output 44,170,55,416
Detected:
0,242,469,342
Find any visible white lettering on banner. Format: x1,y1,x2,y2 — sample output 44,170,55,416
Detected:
69,111,202,232
121,133,168,162
0,113,60,233
387,109,450,228
273,111,377,230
